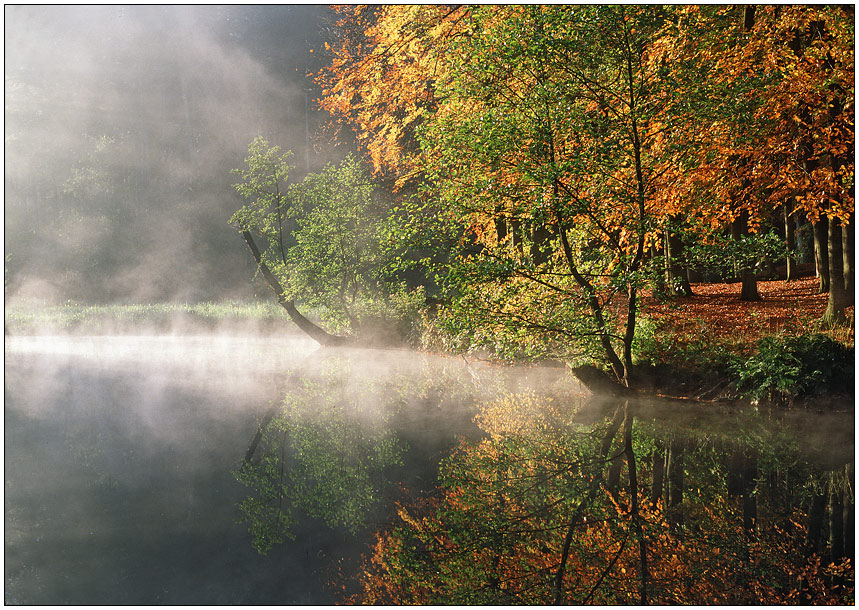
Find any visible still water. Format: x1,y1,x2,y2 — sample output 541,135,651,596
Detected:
4,335,854,604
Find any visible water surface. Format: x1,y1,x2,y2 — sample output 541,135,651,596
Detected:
4,335,854,604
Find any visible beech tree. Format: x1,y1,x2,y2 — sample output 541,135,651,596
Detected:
664,6,854,318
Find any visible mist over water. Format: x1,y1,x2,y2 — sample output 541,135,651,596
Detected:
5,5,341,304
3,334,578,604
5,333,853,604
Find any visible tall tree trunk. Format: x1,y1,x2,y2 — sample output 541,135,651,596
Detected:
651,444,665,507
823,217,848,325
785,204,797,281
829,482,845,562
666,438,685,527
732,212,761,301
806,491,827,555
494,206,508,243
842,212,854,305
665,221,693,296
814,218,831,293
622,406,648,605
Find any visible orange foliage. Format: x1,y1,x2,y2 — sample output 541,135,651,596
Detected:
316,5,468,183
658,6,854,230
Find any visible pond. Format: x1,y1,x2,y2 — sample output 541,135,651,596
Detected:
4,335,854,604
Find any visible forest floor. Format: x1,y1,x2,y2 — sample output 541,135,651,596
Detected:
644,276,854,351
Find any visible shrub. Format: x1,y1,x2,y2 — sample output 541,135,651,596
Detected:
733,333,854,404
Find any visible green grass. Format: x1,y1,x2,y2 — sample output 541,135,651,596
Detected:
4,300,302,335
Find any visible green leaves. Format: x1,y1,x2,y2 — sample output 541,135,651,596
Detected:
230,136,294,236
733,333,855,404
235,360,406,554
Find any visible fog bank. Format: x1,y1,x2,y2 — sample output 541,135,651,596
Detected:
5,5,344,304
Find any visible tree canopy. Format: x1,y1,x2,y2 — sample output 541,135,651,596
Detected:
309,4,853,378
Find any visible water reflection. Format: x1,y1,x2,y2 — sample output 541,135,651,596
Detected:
4,336,571,604
5,336,853,604
233,349,573,557
346,394,855,604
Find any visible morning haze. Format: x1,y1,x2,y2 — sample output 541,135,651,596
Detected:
5,5,338,304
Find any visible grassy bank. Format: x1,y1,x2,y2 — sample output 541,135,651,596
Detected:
4,301,304,336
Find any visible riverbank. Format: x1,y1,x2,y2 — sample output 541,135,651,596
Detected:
634,277,854,408
5,279,854,409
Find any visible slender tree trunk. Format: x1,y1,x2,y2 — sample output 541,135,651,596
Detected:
494,206,508,243
652,244,667,296
622,405,648,606
666,438,685,528
842,212,854,305
732,212,761,301
823,217,848,325
651,444,665,507
785,204,797,281
814,218,831,294
665,218,693,296
806,491,827,554
829,483,845,562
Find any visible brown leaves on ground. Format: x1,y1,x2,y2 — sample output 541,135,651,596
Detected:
645,277,854,350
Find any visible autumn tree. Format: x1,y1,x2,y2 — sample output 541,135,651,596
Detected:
664,6,854,317
321,5,690,387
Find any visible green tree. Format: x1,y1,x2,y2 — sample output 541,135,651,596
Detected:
231,138,421,344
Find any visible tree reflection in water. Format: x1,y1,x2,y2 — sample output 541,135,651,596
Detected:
348,393,854,605
234,357,406,554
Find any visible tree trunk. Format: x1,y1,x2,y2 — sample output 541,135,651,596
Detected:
652,245,667,296
842,212,854,305
813,219,831,294
622,406,648,605
240,230,350,346
651,444,665,506
829,483,845,562
732,212,761,301
785,204,797,281
806,491,827,554
823,217,849,325
665,220,693,296
494,206,508,243
666,438,685,527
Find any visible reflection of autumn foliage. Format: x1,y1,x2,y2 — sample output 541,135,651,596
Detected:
347,394,853,604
